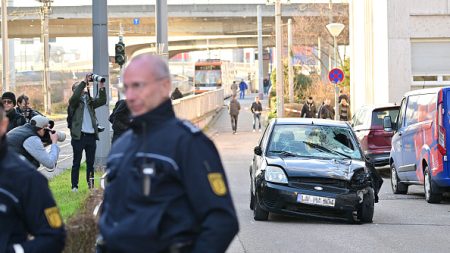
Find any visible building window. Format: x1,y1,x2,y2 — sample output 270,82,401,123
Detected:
413,76,438,82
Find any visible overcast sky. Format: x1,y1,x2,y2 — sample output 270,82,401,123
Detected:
13,0,348,7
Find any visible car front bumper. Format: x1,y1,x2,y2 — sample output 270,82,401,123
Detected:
257,181,361,221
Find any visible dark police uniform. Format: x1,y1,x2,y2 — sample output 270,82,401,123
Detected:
99,99,239,253
0,136,65,253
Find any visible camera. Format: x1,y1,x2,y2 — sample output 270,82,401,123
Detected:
41,129,66,146
91,74,106,83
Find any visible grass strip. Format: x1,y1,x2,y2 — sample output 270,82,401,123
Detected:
49,163,90,222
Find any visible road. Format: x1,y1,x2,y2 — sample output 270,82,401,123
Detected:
209,94,450,253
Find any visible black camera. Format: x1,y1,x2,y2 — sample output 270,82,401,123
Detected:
40,120,66,145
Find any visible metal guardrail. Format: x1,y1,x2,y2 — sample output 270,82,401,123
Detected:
172,88,224,123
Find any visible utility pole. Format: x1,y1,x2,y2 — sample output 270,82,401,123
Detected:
275,0,284,117
93,0,110,166
257,5,264,99
38,0,52,114
1,0,9,93
288,18,294,103
155,0,168,60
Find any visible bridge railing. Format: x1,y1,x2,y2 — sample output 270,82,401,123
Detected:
172,89,224,128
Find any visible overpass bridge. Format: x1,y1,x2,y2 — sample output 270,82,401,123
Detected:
5,3,348,46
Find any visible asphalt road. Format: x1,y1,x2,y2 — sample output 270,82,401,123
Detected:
209,94,450,253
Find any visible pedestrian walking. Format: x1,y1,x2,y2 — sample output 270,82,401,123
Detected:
239,79,248,99
98,54,239,253
263,78,269,95
251,96,263,132
229,94,241,134
300,96,317,118
0,102,66,253
109,99,131,143
318,98,335,120
2,92,26,132
339,98,351,121
231,81,238,97
68,73,107,191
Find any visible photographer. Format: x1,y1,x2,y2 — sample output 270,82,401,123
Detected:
7,115,62,172
69,73,106,191
16,94,41,122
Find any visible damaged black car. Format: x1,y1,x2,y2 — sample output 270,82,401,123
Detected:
250,118,383,223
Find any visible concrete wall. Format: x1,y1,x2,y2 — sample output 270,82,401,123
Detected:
350,0,450,111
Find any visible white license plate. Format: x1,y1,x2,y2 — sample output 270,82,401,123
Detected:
297,194,335,207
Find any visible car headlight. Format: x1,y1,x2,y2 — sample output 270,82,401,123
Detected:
265,166,288,184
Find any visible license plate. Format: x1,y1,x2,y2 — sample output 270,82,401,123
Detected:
297,194,335,207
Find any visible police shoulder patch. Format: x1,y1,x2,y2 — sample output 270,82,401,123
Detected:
44,206,63,229
180,120,201,134
207,172,228,196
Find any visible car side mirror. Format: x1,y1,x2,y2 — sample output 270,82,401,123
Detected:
383,116,393,132
254,146,263,156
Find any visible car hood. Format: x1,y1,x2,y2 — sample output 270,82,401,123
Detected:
265,156,366,181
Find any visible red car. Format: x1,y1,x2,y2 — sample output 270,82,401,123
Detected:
352,105,400,167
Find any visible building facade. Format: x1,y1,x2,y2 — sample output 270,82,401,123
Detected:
350,0,450,112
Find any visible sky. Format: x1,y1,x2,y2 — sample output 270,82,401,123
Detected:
12,0,348,7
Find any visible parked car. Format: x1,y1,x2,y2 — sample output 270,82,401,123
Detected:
384,87,450,203
250,118,383,223
352,104,400,166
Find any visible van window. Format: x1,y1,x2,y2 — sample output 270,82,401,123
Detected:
405,95,419,127
417,94,436,122
398,98,406,128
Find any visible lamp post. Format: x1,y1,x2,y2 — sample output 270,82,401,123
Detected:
1,0,9,93
267,0,290,117
326,22,345,120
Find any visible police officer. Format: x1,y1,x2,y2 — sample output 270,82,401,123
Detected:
99,54,239,253
0,103,66,253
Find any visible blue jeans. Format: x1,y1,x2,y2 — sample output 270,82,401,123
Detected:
240,90,245,99
253,113,261,130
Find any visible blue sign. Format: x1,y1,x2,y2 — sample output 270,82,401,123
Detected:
133,18,140,25
328,68,345,84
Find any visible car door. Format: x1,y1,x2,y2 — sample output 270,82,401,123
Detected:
399,95,421,181
251,122,272,195
391,98,406,179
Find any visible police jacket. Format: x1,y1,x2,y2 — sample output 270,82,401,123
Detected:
6,123,40,168
99,99,239,253
6,109,26,132
0,137,65,253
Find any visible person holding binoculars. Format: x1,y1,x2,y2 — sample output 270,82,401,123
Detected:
68,73,107,192
7,115,65,171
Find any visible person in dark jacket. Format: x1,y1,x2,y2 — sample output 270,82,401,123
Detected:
319,98,335,120
338,98,351,121
98,54,239,253
250,96,263,132
170,87,183,100
16,94,41,123
2,92,26,132
69,74,107,191
109,99,131,143
0,102,66,253
300,96,317,118
229,94,241,134
239,79,248,99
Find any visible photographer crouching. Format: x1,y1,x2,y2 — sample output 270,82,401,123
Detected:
7,115,65,172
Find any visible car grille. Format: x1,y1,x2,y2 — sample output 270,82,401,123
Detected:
284,203,348,219
289,177,349,192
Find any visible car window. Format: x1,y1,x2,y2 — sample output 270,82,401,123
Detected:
405,95,419,127
397,98,406,128
416,93,436,122
266,124,362,160
371,108,400,128
354,108,366,127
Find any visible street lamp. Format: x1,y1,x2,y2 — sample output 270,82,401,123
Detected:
326,22,345,120
267,0,290,117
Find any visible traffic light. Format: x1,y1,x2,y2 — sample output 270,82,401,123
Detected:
115,42,126,66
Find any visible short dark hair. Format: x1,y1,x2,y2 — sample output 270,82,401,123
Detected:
17,94,29,104
308,96,313,100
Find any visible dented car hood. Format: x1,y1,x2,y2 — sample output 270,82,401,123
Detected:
265,156,366,181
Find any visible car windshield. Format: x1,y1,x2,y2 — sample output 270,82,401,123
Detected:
267,124,363,160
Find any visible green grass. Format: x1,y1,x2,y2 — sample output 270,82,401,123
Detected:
49,164,90,222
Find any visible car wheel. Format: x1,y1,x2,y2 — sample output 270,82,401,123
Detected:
253,193,269,221
357,188,374,223
391,162,408,194
424,167,442,204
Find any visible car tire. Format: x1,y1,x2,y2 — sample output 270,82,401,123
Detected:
253,193,269,221
357,188,374,223
391,162,408,194
424,167,442,204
